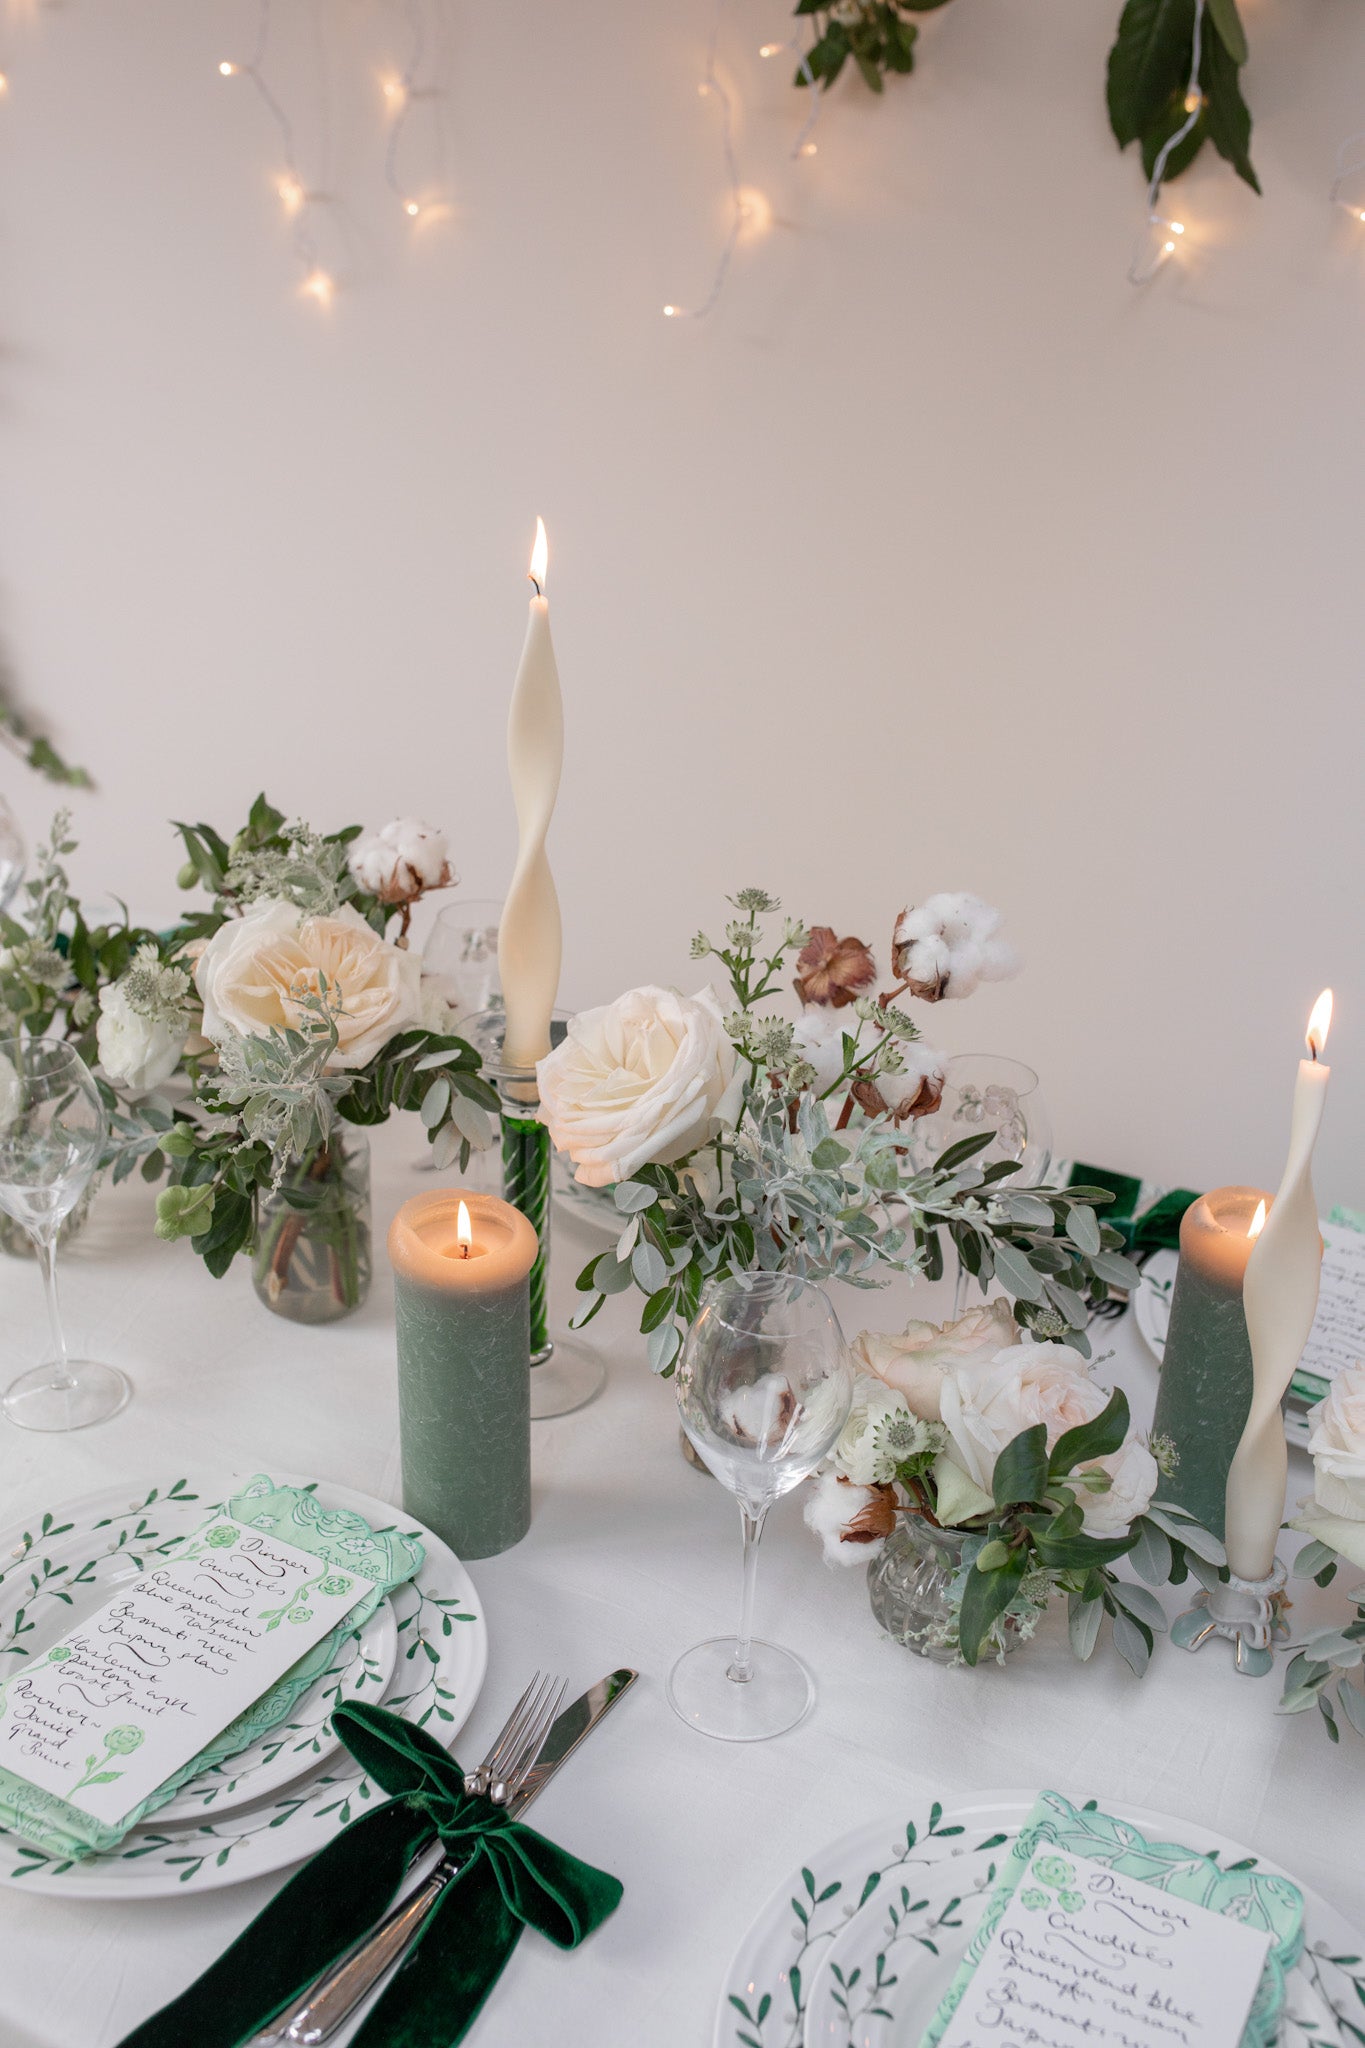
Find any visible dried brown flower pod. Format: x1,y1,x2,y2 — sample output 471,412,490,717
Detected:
850,1069,943,1124
793,926,876,1009
840,1479,898,1545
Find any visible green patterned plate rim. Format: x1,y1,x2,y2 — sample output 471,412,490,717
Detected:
714,1793,1365,2048
0,1472,486,1898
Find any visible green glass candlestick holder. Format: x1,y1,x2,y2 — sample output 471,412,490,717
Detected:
466,1008,607,1420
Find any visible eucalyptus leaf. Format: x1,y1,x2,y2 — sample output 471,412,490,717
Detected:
632,1242,669,1295
614,1182,657,1214
1065,1205,1102,1257
991,1241,1046,1304
1068,1590,1103,1662
1128,1517,1173,1586
1110,1608,1153,1677
1109,1579,1169,1634
648,1320,682,1374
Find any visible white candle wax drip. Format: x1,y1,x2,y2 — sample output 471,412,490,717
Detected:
1225,990,1334,1581
497,517,563,1078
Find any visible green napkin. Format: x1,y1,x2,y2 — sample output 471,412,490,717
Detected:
115,1702,624,2048
0,1476,423,1860
922,1791,1304,2048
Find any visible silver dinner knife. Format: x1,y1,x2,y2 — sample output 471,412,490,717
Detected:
252,1668,637,2048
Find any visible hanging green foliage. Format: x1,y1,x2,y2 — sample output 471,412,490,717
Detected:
791,0,954,97
1106,0,1258,194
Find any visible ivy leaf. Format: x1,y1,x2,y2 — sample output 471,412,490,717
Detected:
1106,0,1196,147
1200,26,1259,193
1050,1389,1130,1478
1206,0,1247,66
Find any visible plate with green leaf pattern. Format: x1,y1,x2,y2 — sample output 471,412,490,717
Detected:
0,1473,486,1897
714,1794,1365,2048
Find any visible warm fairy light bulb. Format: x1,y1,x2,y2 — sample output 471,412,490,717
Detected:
405,199,420,217
1307,988,1334,1060
381,73,406,107
737,188,772,234
277,175,304,216
662,303,680,317
1184,89,1203,114
0,72,9,96
759,42,782,57
529,517,548,593
300,268,334,308
800,140,818,157
1249,1199,1267,1240
219,60,238,77
1169,220,1185,235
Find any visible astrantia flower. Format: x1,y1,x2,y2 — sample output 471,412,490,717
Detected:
891,893,1018,1002
793,926,877,1009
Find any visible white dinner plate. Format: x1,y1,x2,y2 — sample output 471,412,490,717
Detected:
1134,1250,1312,1450
0,1472,487,1897
714,1793,1365,2048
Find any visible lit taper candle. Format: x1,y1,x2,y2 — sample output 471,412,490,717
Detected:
1224,990,1334,1580
497,517,562,1078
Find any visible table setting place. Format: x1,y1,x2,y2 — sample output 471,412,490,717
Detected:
0,526,1359,2048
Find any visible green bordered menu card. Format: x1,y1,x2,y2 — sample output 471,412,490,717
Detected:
0,1475,422,1860
923,1792,1305,2048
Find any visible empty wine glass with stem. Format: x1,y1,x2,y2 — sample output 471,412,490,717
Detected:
0,1037,130,1431
670,1271,853,1741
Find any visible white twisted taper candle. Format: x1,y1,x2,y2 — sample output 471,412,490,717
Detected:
498,518,563,1081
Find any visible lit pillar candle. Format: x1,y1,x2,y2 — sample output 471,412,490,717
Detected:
497,518,562,1081
389,1190,538,1560
1224,990,1334,1581
1148,1186,1268,1537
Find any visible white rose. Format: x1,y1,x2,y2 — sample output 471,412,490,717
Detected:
1079,1435,1159,1537
536,984,737,1188
939,1342,1102,1493
195,898,421,1070
1290,1365,1365,1569
833,1374,916,1485
852,1299,1020,1422
349,819,454,904
96,984,187,1096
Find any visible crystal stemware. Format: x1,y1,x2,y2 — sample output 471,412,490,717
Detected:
669,1273,852,1741
0,1037,130,1431
911,1054,1052,1315
423,899,504,1020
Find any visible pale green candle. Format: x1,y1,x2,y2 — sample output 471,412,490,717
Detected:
1150,1185,1268,1540
389,1189,537,1560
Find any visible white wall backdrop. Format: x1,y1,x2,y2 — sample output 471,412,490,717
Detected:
0,0,1361,1204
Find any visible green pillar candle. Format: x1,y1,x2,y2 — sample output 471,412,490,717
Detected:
1149,1185,1269,1539
389,1189,538,1561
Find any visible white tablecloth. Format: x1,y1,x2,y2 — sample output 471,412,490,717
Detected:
0,1127,1357,2048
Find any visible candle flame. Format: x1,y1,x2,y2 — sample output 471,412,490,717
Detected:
457,1199,472,1258
1248,1199,1266,1240
1307,988,1334,1060
529,517,548,594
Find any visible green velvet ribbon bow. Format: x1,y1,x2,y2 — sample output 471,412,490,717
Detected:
116,1702,624,2048
1067,1161,1198,1254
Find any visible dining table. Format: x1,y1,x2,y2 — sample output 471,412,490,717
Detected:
0,1121,1358,2048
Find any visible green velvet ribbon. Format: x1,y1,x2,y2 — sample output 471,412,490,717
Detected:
115,1702,623,2048
1067,1161,1199,1254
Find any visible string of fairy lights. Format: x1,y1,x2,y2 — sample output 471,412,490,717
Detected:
4,3,1365,313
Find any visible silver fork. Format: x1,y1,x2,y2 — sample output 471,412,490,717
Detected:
252,1673,566,2048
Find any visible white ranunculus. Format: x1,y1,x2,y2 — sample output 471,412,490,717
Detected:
833,1375,917,1486
535,984,737,1189
1078,1435,1159,1537
349,819,454,904
96,984,187,1096
1291,1365,1365,1568
939,1342,1102,1493
852,1299,1020,1422
195,898,421,1070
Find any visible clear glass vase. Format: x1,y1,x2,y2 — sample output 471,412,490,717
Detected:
252,1126,372,1324
867,1516,1023,1665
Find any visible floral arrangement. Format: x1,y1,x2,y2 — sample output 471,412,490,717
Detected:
1279,1362,1365,1742
3,800,497,1307
806,1301,1222,1669
537,887,1141,1374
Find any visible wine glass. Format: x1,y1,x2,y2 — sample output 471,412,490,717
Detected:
423,898,503,1020
0,1037,130,1431
669,1272,853,1741
910,1055,1051,1316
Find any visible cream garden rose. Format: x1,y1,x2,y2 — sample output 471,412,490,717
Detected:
853,1300,1020,1422
536,984,738,1189
938,1342,1106,1494
1291,1363,1365,1569
195,898,421,1070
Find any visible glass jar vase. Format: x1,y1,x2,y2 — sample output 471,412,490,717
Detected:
252,1126,371,1324
867,1516,1022,1665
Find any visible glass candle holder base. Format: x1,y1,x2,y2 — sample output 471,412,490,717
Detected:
530,1336,607,1419
666,1637,814,1742
1170,1558,1288,1676
3,1359,131,1433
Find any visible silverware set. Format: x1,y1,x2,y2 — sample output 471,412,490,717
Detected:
252,1667,635,2048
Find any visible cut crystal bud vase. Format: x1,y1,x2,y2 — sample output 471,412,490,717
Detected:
252,1126,372,1324
867,1517,1023,1665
